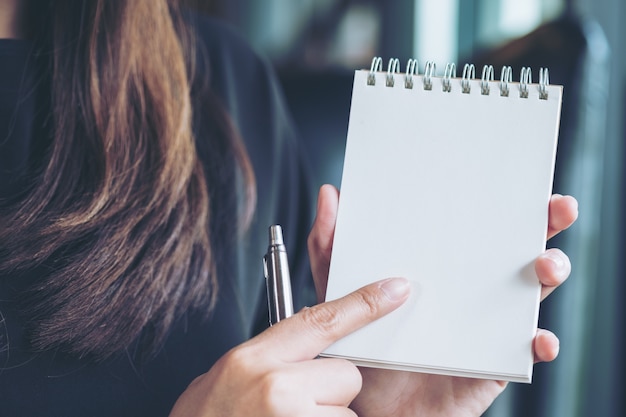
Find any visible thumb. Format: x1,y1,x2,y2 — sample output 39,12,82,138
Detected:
253,277,411,362
308,184,340,302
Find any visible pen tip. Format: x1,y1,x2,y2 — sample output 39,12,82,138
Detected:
269,224,284,245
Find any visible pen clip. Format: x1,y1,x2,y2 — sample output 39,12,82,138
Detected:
262,255,269,279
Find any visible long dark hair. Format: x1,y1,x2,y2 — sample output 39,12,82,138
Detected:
0,0,255,358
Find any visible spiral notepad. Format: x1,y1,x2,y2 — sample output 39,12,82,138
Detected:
321,58,563,383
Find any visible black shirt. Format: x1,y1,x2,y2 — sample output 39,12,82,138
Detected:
0,16,314,417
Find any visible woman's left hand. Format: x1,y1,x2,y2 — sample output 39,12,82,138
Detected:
308,185,578,417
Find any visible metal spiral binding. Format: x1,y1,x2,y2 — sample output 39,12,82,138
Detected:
520,67,532,98
405,59,419,89
539,68,549,100
367,56,383,86
461,64,475,94
443,63,456,92
386,58,400,87
500,66,513,97
365,57,551,99
481,65,494,95
423,61,436,91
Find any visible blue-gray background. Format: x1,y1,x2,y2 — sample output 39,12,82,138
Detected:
197,1,624,415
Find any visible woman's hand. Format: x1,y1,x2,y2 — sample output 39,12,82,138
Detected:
169,277,411,417
308,184,578,417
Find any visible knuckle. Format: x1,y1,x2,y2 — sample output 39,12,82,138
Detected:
307,224,319,244
299,287,385,339
349,288,382,317
223,348,299,416
300,303,345,339
185,373,206,390
221,345,256,374
258,372,299,415
259,371,289,399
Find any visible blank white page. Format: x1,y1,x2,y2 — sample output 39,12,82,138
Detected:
322,68,562,383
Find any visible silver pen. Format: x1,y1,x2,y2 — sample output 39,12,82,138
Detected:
263,224,294,326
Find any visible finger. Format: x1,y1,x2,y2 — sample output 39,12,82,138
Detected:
315,406,358,417
533,328,560,363
547,194,578,240
255,277,411,362
308,184,340,302
294,358,362,406
535,248,571,301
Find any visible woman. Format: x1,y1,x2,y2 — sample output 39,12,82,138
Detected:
0,1,578,416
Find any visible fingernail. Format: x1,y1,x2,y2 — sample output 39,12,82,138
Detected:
380,278,411,301
545,331,560,359
545,251,565,271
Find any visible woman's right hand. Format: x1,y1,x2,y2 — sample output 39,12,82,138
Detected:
168,277,411,417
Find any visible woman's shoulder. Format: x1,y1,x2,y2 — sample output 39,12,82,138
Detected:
185,12,289,132
188,14,252,55
185,12,272,87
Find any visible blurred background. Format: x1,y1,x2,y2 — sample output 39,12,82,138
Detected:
196,1,624,416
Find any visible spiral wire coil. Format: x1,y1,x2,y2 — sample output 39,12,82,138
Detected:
366,57,550,99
